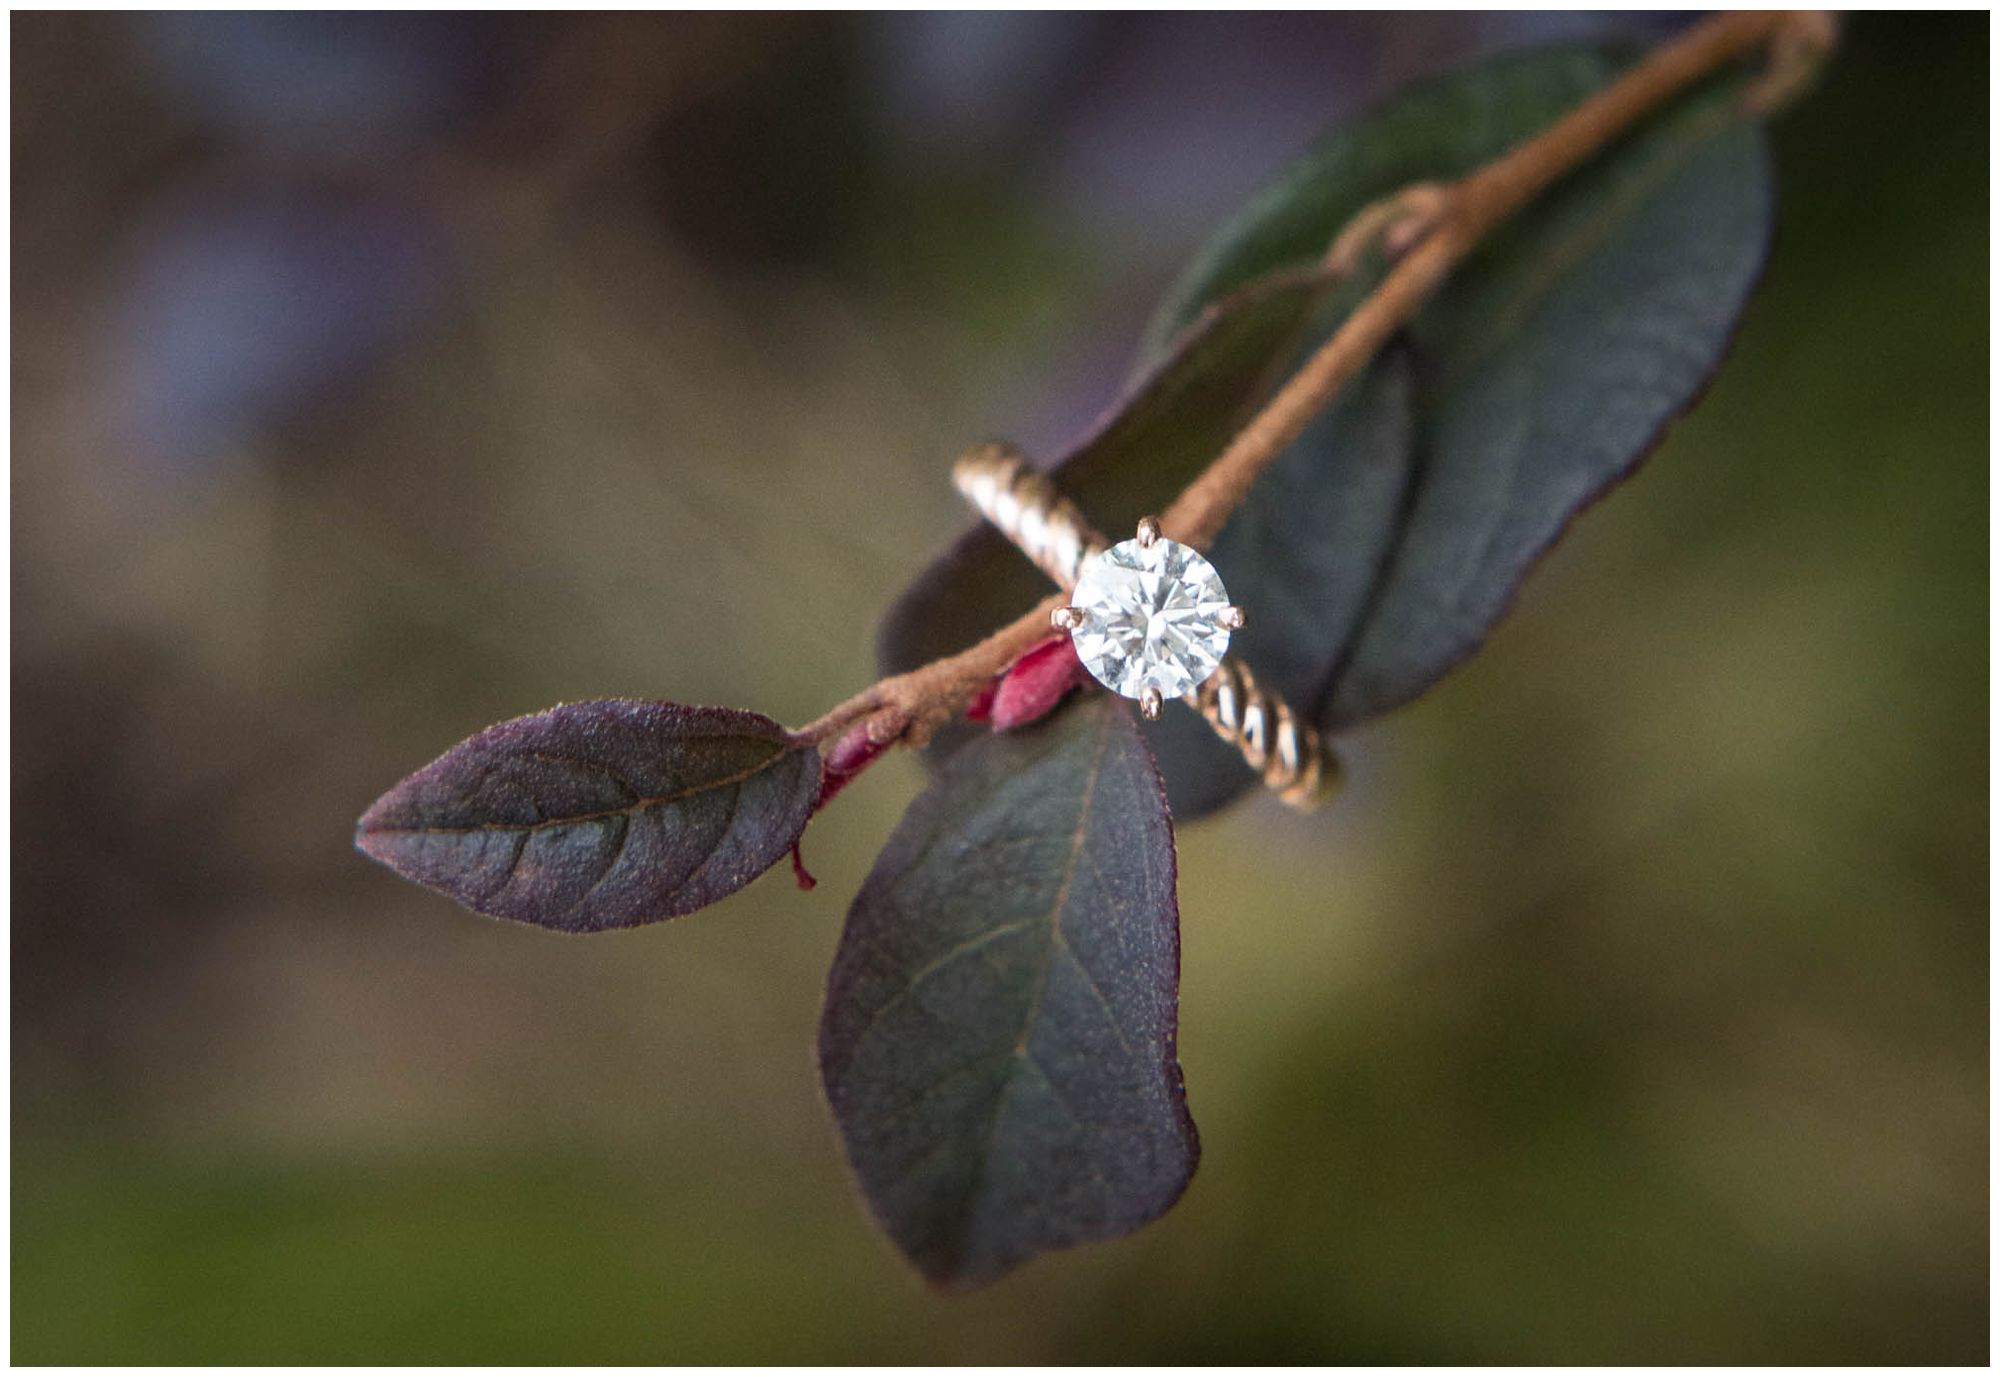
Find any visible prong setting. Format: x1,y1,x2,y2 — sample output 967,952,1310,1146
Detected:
1069,528,1232,704
1050,605,1085,632
1138,686,1164,720
954,443,1330,808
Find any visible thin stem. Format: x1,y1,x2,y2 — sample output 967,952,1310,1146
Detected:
792,10,1825,754
1161,9,1802,550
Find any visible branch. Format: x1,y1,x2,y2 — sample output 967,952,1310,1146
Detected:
796,10,1830,757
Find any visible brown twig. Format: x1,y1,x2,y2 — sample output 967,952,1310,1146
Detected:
795,11,1828,756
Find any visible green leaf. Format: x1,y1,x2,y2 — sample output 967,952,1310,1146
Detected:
1163,46,1774,729
355,700,820,931
819,694,1196,1288
880,43,1773,815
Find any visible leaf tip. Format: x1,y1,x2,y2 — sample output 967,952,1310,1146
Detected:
351,791,405,868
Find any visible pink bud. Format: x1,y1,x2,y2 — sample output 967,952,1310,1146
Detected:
815,718,892,811
989,635,1091,731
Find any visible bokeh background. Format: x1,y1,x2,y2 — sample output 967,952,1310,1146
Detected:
12,11,1987,1363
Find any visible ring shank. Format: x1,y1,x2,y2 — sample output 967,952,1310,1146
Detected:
951,442,1337,811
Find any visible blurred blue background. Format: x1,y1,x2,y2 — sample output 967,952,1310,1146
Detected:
12,11,1987,1362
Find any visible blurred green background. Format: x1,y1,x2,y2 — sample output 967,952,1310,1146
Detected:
12,11,1986,1363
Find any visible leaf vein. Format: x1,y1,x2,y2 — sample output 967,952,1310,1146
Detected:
368,743,795,837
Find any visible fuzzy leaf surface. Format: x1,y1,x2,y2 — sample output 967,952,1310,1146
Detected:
356,700,820,931
819,694,1195,1288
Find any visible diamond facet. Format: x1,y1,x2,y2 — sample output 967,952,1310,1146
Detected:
1069,536,1233,702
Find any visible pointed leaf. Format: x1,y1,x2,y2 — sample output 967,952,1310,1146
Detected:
819,694,1196,1288
356,700,820,931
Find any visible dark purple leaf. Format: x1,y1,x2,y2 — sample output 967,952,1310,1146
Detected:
880,44,1773,817
820,693,1195,1288
356,700,820,931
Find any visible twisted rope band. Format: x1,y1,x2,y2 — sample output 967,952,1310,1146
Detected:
952,442,1106,584
952,442,1337,811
